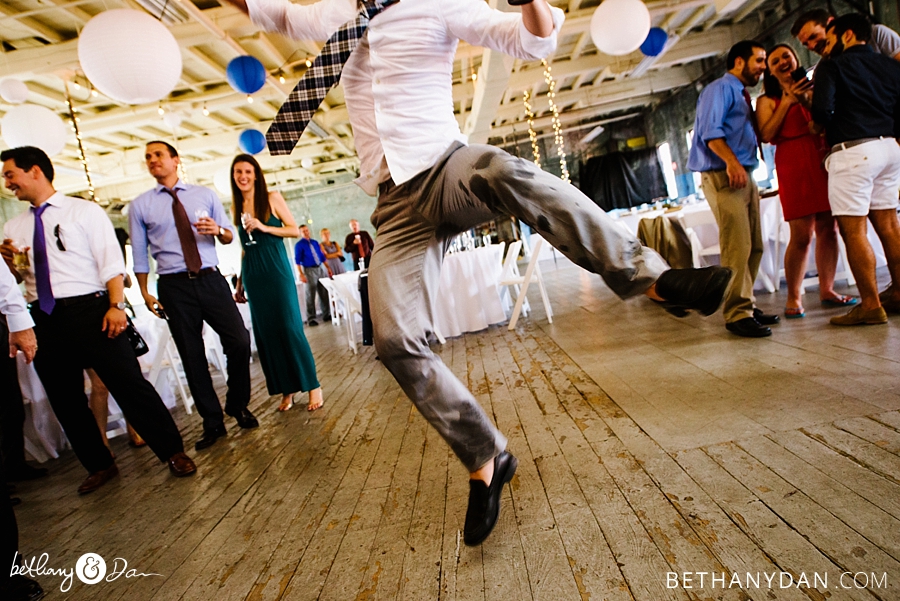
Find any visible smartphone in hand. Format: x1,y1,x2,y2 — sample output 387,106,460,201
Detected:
791,66,808,82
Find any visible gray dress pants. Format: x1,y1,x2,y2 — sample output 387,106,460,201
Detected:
302,264,331,321
369,142,667,472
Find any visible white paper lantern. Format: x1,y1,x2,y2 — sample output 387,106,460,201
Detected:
300,157,314,170
214,167,232,195
0,79,29,104
162,111,183,129
78,9,182,105
590,0,651,57
1,105,68,157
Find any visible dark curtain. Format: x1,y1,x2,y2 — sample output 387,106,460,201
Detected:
579,149,668,212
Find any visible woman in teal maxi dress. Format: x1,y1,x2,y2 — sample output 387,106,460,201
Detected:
231,154,324,412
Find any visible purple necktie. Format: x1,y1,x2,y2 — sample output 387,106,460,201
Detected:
32,203,55,315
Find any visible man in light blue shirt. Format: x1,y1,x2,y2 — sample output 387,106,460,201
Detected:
688,40,779,338
130,141,256,451
293,225,332,326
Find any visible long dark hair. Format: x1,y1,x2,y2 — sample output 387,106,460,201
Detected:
230,154,271,226
763,44,801,99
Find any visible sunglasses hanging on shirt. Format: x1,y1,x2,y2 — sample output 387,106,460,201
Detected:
53,224,66,251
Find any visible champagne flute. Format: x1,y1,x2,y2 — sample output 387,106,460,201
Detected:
241,213,257,245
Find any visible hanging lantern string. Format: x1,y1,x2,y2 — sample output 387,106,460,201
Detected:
542,59,570,183
522,90,541,167
64,87,95,202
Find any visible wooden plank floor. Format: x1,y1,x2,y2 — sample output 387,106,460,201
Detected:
14,258,900,600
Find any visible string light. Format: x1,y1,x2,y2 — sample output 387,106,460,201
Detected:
542,59,570,183
471,72,477,82
157,102,165,116
522,90,541,167
202,103,209,116
305,58,312,68
247,95,253,104
65,89,95,201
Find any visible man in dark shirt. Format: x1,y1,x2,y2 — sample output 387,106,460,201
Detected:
812,13,900,324
344,219,374,269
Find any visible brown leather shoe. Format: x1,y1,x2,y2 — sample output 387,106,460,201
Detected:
77,463,119,495
167,452,197,477
830,305,888,326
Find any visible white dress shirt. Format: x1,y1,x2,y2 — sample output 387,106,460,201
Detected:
0,265,33,332
2,192,125,303
248,0,565,195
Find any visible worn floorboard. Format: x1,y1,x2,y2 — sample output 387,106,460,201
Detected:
15,258,900,600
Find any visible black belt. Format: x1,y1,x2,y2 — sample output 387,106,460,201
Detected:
158,267,219,280
55,291,108,307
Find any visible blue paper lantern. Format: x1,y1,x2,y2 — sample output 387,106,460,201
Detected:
640,27,668,57
226,56,266,95
239,129,266,155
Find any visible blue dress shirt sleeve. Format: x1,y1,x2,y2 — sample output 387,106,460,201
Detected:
128,197,151,274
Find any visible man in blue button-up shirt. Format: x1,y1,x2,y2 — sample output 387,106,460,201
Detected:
130,141,256,451
294,225,331,326
688,40,779,338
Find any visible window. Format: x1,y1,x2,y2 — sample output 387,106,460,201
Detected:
657,142,678,199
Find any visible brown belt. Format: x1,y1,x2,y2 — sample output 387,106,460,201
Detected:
830,136,886,154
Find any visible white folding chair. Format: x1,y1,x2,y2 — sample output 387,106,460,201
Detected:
504,237,553,330
675,208,722,268
498,240,527,316
146,328,194,415
319,277,344,326
676,207,777,292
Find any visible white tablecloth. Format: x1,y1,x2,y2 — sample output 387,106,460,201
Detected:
330,245,508,340
610,198,887,290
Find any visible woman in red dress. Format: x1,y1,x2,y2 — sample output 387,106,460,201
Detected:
756,44,857,317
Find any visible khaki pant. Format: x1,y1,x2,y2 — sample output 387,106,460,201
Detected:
369,142,667,472
700,169,762,323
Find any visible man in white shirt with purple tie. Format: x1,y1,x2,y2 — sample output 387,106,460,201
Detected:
1,146,196,495
226,0,733,545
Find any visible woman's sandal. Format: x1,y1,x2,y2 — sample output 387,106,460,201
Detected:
278,397,294,412
821,295,859,308
785,306,806,319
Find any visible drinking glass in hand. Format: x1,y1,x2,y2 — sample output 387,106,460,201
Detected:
13,242,29,271
241,213,257,245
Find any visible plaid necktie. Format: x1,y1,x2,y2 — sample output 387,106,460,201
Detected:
266,0,397,156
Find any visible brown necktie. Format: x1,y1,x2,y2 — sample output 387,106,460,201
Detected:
164,188,203,274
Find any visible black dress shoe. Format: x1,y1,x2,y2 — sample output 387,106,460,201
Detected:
194,425,227,451
10,496,21,506
654,266,734,317
226,407,259,429
726,317,772,338
2,574,45,601
464,451,518,546
308,319,319,326
752,308,780,325
6,464,49,481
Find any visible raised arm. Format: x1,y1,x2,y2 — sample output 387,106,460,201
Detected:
224,0,357,41
442,0,564,62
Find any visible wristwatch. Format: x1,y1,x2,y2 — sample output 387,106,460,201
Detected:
112,301,126,311
218,226,226,237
